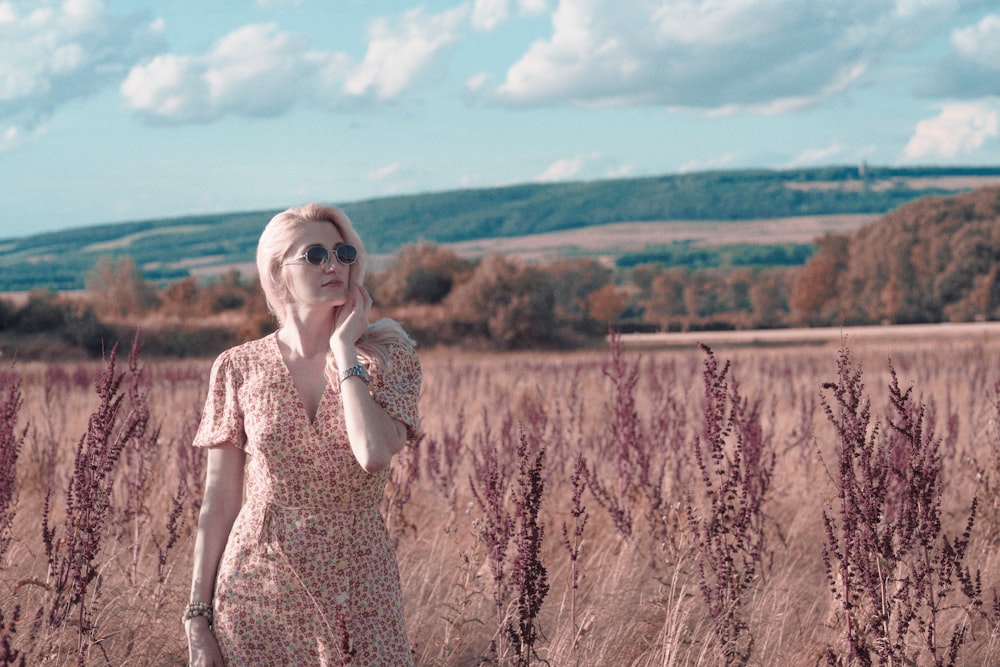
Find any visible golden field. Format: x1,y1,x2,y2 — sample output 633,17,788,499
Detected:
2,326,1000,665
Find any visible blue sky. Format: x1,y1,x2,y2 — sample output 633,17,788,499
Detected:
1,0,999,238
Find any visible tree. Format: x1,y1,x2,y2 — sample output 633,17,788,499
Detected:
159,277,202,317
836,186,1000,324
639,268,688,332
374,242,472,306
542,258,613,332
788,234,849,326
748,269,791,328
445,254,555,349
84,256,160,318
586,284,630,325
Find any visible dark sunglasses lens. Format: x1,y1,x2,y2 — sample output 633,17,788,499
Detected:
335,244,358,265
304,246,330,266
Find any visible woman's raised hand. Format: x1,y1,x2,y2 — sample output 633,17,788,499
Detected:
332,285,372,348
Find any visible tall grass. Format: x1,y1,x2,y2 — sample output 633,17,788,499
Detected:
0,333,999,664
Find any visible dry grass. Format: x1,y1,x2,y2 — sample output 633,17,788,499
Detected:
2,331,1000,665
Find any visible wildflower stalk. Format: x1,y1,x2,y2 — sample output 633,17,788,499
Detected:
121,333,158,583
587,330,641,537
0,367,26,667
0,607,24,667
508,430,548,666
469,410,513,660
561,453,588,667
820,349,983,666
42,343,142,665
0,366,25,558
685,344,773,665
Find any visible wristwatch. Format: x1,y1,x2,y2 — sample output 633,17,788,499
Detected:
338,364,371,384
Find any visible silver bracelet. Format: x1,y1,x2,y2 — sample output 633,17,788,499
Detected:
338,364,371,384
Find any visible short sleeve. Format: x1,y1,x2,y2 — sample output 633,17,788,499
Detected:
369,342,422,443
192,350,247,450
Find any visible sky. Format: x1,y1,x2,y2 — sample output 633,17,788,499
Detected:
1,0,999,239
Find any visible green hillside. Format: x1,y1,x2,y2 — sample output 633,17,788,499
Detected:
2,165,999,291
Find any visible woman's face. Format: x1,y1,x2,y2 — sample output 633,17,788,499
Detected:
279,220,354,310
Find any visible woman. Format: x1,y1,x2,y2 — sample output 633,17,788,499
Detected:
184,203,420,666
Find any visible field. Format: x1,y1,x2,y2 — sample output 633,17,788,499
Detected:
438,214,878,265
2,326,1000,665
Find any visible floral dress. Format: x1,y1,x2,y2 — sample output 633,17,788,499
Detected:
193,333,420,666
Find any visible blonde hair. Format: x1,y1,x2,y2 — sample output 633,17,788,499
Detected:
256,203,415,373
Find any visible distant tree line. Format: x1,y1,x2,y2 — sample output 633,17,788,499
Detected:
790,187,1000,325
1,186,998,358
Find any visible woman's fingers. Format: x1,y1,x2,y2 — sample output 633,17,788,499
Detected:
333,286,372,344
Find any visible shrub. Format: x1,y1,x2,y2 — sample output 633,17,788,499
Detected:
374,242,472,306
11,291,66,334
446,255,556,349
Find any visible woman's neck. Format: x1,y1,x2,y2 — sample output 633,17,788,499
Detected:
277,306,334,358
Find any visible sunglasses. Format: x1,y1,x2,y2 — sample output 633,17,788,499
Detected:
285,244,358,267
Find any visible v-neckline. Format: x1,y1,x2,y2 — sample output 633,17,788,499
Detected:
271,333,331,427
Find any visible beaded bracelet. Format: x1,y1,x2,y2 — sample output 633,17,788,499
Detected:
182,601,214,625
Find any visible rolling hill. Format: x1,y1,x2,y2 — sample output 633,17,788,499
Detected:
3,164,1000,292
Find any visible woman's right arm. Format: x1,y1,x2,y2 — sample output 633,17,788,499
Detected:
186,444,246,666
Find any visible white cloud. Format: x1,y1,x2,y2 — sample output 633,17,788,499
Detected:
518,0,547,14
345,6,467,100
535,152,603,182
0,125,18,151
918,12,1000,98
0,121,46,152
203,25,317,114
790,142,845,166
951,14,1000,69
122,23,347,123
123,5,472,122
472,0,509,32
481,0,972,112
903,101,1000,159
121,54,209,122
536,157,585,182
465,72,491,93
368,162,402,181
0,0,161,128
604,163,632,178
678,153,737,173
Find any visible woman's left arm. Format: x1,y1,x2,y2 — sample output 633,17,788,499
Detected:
331,287,409,473
337,346,408,472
